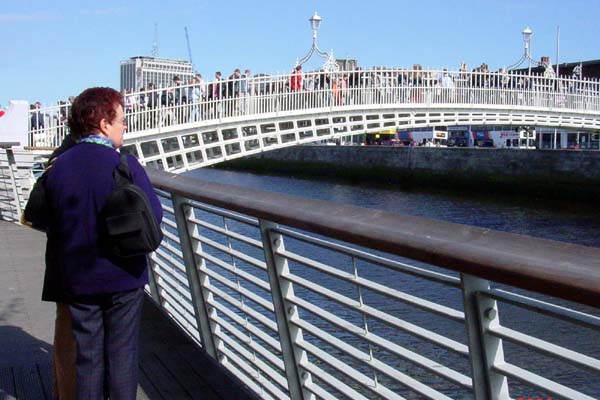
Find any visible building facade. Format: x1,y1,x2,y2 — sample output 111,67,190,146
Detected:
120,56,195,92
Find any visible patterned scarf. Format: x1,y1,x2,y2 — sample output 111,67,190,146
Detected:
78,135,115,149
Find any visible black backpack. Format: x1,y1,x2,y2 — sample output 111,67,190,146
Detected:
101,151,163,257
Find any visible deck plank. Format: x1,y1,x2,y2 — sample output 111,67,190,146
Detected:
139,352,192,399
137,364,164,400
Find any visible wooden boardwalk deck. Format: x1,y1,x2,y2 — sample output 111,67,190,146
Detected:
0,220,258,400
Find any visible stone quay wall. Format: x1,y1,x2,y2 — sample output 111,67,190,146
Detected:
220,146,600,201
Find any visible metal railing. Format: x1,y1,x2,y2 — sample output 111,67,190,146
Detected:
0,148,46,222
0,152,598,398
145,168,600,400
27,68,600,147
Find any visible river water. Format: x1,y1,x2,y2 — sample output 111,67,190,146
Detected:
188,167,600,247
185,167,600,399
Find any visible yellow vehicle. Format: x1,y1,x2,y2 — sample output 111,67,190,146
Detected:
365,129,400,146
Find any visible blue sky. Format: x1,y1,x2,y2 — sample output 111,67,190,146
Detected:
2,0,599,106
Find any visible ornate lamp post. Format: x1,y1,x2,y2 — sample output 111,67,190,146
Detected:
296,12,339,72
522,26,533,75
508,26,541,74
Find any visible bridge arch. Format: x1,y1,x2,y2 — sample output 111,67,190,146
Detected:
124,103,600,172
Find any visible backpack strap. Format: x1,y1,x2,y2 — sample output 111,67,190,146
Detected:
113,148,133,188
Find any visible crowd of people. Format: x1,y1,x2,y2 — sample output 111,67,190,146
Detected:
29,62,598,143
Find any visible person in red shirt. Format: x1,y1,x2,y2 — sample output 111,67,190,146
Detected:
290,65,303,91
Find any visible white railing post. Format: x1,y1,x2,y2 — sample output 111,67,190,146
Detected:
259,219,314,400
172,194,219,359
5,148,24,220
461,273,509,400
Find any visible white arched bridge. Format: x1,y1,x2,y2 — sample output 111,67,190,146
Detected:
28,67,600,172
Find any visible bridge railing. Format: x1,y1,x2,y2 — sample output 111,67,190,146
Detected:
0,148,46,222
27,68,600,147
146,168,600,400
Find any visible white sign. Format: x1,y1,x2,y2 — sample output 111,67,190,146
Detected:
0,101,29,146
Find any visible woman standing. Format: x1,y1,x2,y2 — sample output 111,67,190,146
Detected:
43,87,163,399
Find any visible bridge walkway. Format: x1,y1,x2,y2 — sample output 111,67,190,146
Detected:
0,220,257,400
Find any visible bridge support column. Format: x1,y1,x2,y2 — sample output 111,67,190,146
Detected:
259,220,314,400
461,274,509,400
172,194,219,358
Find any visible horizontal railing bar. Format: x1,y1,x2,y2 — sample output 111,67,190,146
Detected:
218,345,289,400
278,248,464,322
153,269,192,302
223,361,279,400
148,170,600,308
158,289,197,328
300,360,374,400
161,203,175,215
275,226,461,287
161,216,177,229
151,250,188,282
194,248,271,292
298,340,409,400
213,340,286,396
207,285,278,333
295,318,454,399
493,362,595,400
161,229,181,246
212,317,287,379
301,382,338,400
162,301,200,341
152,264,189,294
192,231,267,271
283,271,469,356
156,277,195,323
157,288,196,325
189,216,263,250
488,325,600,373
188,199,259,227
199,265,275,313
288,296,472,388
482,289,600,330
153,242,185,265
208,298,281,351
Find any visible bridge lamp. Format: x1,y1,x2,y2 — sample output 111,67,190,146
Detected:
310,12,322,37
522,26,533,74
522,26,532,50
297,11,339,72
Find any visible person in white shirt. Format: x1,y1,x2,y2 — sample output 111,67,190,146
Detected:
190,74,205,122
240,69,252,114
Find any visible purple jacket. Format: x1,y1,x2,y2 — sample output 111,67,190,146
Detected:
42,142,163,301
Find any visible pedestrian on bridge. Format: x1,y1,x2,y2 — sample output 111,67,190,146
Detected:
42,87,163,400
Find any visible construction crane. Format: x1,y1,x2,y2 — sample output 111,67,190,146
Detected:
184,27,193,67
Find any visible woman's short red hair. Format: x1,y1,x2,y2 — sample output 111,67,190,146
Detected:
68,87,124,139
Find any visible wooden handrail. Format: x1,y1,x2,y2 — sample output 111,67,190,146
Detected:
148,168,600,308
